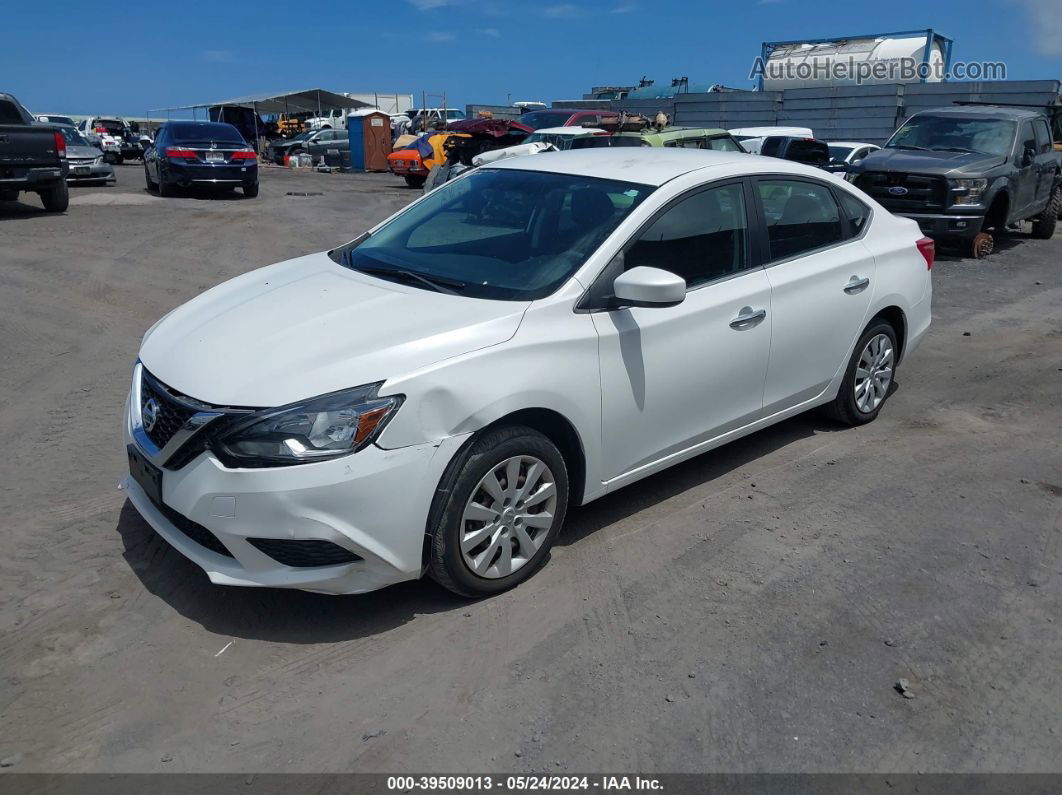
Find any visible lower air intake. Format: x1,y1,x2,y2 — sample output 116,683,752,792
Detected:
247,538,363,568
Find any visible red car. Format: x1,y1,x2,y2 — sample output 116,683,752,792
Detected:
516,108,618,131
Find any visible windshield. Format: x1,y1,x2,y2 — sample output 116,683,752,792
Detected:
517,111,574,131
59,127,90,147
333,168,654,300
886,116,1015,157
571,135,644,149
525,132,575,148
827,145,854,163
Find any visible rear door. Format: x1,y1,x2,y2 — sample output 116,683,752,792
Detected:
1032,118,1056,206
754,176,876,413
1015,121,1039,216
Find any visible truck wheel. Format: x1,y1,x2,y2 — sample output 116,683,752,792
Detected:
1030,187,1060,240
39,181,69,212
970,232,993,259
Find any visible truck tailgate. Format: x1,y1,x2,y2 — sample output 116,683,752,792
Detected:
0,124,61,169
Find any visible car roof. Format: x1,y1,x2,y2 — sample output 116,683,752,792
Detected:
486,147,827,186
912,106,1044,120
827,141,878,147
531,126,605,136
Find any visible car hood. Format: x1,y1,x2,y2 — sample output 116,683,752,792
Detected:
857,147,1007,177
139,251,529,407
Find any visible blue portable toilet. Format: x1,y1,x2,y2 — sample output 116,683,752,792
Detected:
347,110,392,172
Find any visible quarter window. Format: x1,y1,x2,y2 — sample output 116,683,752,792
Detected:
836,189,870,239
625,183,750,289
757,179,844,261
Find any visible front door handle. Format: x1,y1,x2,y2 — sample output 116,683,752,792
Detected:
844,276,870,294
729,307,767,330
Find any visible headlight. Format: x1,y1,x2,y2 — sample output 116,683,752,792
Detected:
94,156,104,165
950,178,988,206
213,383,402,467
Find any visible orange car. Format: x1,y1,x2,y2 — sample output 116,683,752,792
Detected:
388,132,465,188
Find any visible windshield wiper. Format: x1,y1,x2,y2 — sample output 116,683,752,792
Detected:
354,265,466,295
930,146,981,154
890,144,931,151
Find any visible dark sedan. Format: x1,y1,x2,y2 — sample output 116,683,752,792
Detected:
144,121,258,197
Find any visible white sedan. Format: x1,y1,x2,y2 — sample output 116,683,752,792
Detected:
124,149,932,597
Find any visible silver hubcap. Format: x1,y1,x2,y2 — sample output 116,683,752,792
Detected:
854,333,894,413
460,455,557,579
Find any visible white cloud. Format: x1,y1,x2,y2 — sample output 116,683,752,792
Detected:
1014,0,1062,55
425,31,456,42
610,1,637,12
407,0,452,8
476,27,501,36
200,50,234,62
543,3,580,17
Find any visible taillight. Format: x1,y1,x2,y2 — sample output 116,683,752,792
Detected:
166,148,198,159
95,126,107,133
231,150,257,160
916,236,935,270
53,130,66,159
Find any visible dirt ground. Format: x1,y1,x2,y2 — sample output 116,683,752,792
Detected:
1,164,1059,774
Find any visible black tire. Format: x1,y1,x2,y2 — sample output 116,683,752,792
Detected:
243,182,259,198
1030,186,1060,240
144,165,156,191
428,425,569,597
39,180,69,212
823,319,898,426
0,189,17,202
158,177,175,197
404,174,426,188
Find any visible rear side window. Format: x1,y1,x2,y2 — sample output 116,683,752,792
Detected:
836,189,871,238
761,138,782,157
705,135,743,152
0,100,24,124
757,179,844,261
626,182,750,289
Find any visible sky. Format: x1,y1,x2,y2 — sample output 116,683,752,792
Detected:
2,0,1060,118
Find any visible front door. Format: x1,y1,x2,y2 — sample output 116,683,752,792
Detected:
592,180,773,483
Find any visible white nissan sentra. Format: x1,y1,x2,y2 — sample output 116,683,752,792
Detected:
124,148,932,597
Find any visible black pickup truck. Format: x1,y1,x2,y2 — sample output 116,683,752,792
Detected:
850,106,1060,258
0,92,69,212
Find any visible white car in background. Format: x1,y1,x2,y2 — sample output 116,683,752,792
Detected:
124,149,932,598
827,141,882,180
730,126,814,154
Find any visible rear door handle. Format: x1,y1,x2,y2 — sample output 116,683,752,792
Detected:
844,276,870,294
729,307,767,330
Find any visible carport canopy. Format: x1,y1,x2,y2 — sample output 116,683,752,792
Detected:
150,88,371,115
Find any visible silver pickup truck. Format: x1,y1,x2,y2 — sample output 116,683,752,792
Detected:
0,92,69,212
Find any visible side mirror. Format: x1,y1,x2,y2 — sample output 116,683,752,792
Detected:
612,266,686,308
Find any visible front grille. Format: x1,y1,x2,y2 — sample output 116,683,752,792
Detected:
153,498,234,558
140,374,196,450
857,171,948,212
247,538,362,568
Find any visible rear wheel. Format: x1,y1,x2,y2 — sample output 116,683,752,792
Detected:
243,182,259,198
158,177,175,197
429,426,569,597
824,320,898,426
1030,186,1060,239
39,180,69,212
404,174,426,188
144,164,156,191
0,189,17,201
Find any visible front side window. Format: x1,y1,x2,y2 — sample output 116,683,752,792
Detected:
625,182,750,289
1020,122,1037,158
757,179,844,261
334,169,654,300
1033,119,1051,153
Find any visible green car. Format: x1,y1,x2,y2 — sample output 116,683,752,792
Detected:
616,126,747,152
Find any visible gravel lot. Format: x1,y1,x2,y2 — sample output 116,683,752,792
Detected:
1,163,1059,774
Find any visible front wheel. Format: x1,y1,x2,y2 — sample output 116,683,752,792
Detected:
823,320,898,426
429,426,569,597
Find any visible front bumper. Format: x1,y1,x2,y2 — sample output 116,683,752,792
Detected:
894,212,985,240
123,389,467,594
67,162,116,182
